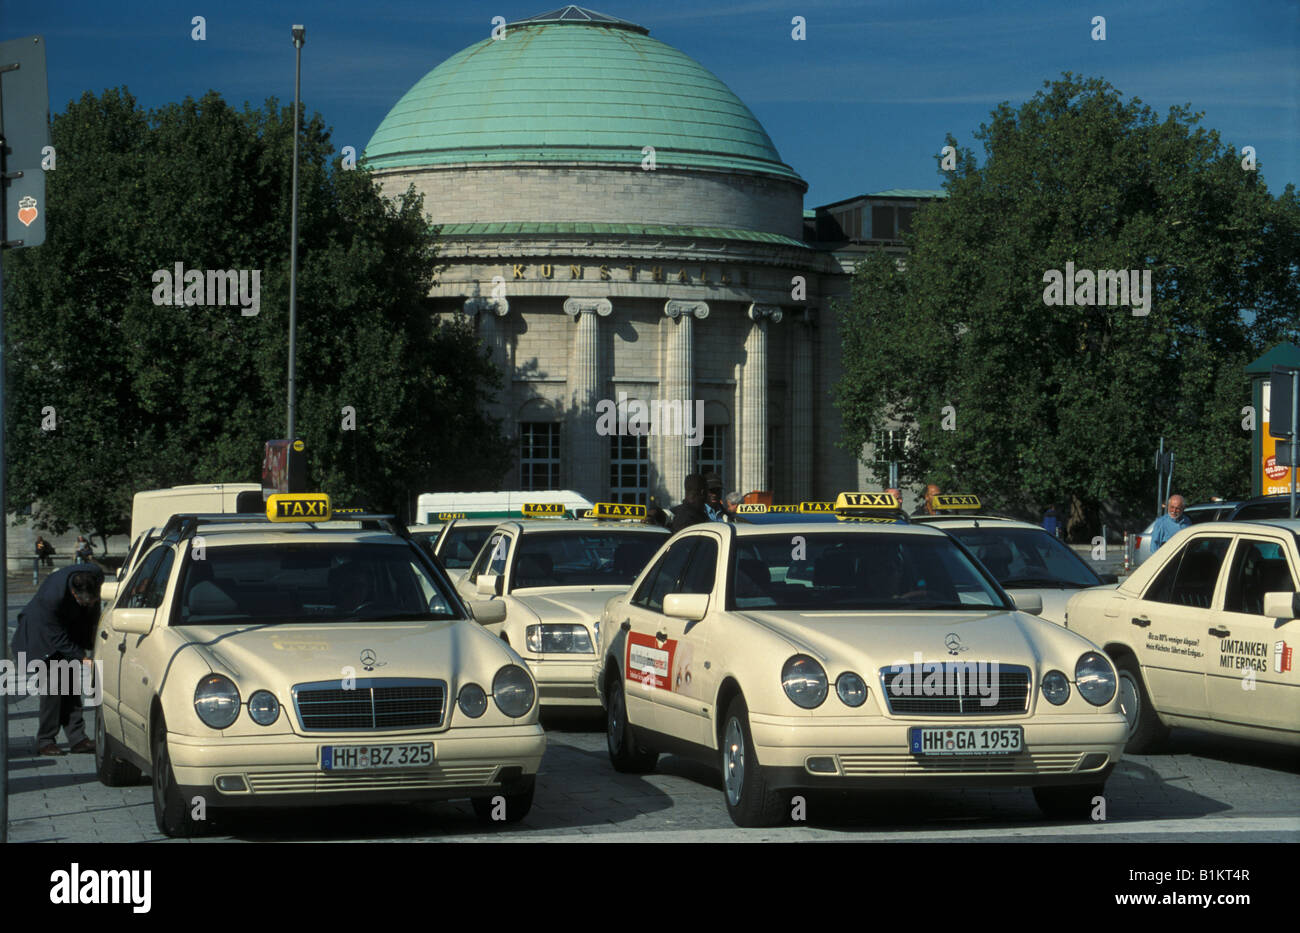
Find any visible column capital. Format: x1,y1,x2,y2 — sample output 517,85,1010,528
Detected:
664,299,709,320
464,296,509,317
747,302,783,324
564,297,612,318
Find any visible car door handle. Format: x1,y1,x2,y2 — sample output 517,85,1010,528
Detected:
620,620,630,632
1208,627,1230,637
1131,616,1151,627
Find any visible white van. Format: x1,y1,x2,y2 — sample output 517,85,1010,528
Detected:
415,490,593,524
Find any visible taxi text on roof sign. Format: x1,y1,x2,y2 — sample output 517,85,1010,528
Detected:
768,504,799,513
591,502,646,519
932,494,981,510
521,502,567,517
437,512,467,520
266,493,331,522
834,492,899,510
799,501,834,513
735,504,768,514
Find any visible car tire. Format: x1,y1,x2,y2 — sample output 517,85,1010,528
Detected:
606,677,658,773
151,717,208,837
721,695,785,828
1033,783,1105,820
95,718,141,787
471,775,535,824
1116,656,1169,753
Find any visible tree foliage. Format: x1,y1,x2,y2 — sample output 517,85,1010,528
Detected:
835,74,1300,535
3,88,512,542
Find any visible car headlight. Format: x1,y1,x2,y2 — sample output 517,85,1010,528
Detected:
1041,670,1070,706
1076,651,1117,706
525,624,593,654
458,683,488,718
194,674,241,729
836,671,867,707
492,664,535,718
781,655,828,709
247,689,280,726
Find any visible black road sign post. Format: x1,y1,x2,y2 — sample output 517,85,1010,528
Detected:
0,33,51,845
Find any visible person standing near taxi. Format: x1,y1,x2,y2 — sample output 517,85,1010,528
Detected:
911,484,942,516
670,474,710,531
1150,494,1190,552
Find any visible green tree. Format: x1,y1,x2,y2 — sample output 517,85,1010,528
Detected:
3,88,512,545
835,74,1300,537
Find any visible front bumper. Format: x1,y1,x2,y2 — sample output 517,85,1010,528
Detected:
747,711,1127,790
522,656,601,706
167,723,546,808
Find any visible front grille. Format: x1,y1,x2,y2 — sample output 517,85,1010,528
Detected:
838,751,1082,776
293,678,446,732
243,764,500,794
878,663,1031,715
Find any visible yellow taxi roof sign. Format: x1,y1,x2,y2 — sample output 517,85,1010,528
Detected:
834,492,899,511
521,502,568,518
266,493,331,522
932,494,981,511
735,503,768,514
436,511,467,520
590,502,646,520
799,501,834,513
768,504,799,513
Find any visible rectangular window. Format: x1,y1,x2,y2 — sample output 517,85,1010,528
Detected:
609,435,648,504
897,206,916,235
519,422,560,491
695,425,726,484
851,206,863,239
872,205,895,240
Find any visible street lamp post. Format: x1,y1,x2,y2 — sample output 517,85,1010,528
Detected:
287,25,304,443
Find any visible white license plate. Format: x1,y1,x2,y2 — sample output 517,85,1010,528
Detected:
909,726,1023,755
321,743,434,771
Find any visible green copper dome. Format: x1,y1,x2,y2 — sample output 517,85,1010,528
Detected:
363,6,802,184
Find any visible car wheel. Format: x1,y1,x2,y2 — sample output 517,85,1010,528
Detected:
721,695,785,827
471,775,535,824
151,717,207,837
1033,783,1105,819
1116,656,1169,753
606,677,658,773
95,717,141,787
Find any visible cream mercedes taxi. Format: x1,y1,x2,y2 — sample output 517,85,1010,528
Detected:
594,494,1127,826
457,503,669,708
1065,518,1300,752
92,494,545,837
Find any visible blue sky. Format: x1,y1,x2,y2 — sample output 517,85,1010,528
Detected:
5,0,1297,206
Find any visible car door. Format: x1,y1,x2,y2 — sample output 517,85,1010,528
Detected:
1132,534,1232,720
117,545,177,759
1208,534,1300,736
621,538,698,734
456,530,512,605
646,533,722,748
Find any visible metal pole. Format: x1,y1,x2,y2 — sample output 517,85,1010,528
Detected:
1291,370,1298,520
0,94,9,845
287,26,304,443
1156,437,1164,516
1166,453,1174,508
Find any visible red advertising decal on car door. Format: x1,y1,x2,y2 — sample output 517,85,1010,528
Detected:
627,631,676,691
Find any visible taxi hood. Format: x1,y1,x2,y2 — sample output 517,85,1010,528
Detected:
174,620,481,686
511,588,620,625
736,609,1097,671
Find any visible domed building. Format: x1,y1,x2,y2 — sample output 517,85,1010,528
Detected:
364,5,866,505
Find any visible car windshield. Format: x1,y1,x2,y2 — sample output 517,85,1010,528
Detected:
511,530,665,589
441,526,494,569
729,533,1009,611
946,526,1102,588
176,543,461,625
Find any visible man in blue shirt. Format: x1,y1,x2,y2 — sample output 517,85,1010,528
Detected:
1150,494,1190,552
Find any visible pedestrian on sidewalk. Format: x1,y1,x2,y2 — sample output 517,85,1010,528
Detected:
1150,494,1190,552
912,483,942,516
10,563,104,756
34,535,55,568
669,473,710,532
74,535,94,564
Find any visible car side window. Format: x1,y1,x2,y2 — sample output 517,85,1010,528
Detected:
468,533,506,581
1223,539,1296,615
140,548,176,610
1145,537,1231,609
631,550,669,607
118,546,168,609
633,539,696,612
677,537,718,595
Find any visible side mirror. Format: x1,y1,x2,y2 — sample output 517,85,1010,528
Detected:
663,593,709,621
476,574,503,597
1263,592,1300,619
111,607,156,635
1011,592,1043,615
470,600,507,625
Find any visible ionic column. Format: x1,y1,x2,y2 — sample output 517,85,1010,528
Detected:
789,308,815,501
565,297,612,500
741,303,782,494
662,300,709,503
465,296,511,419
